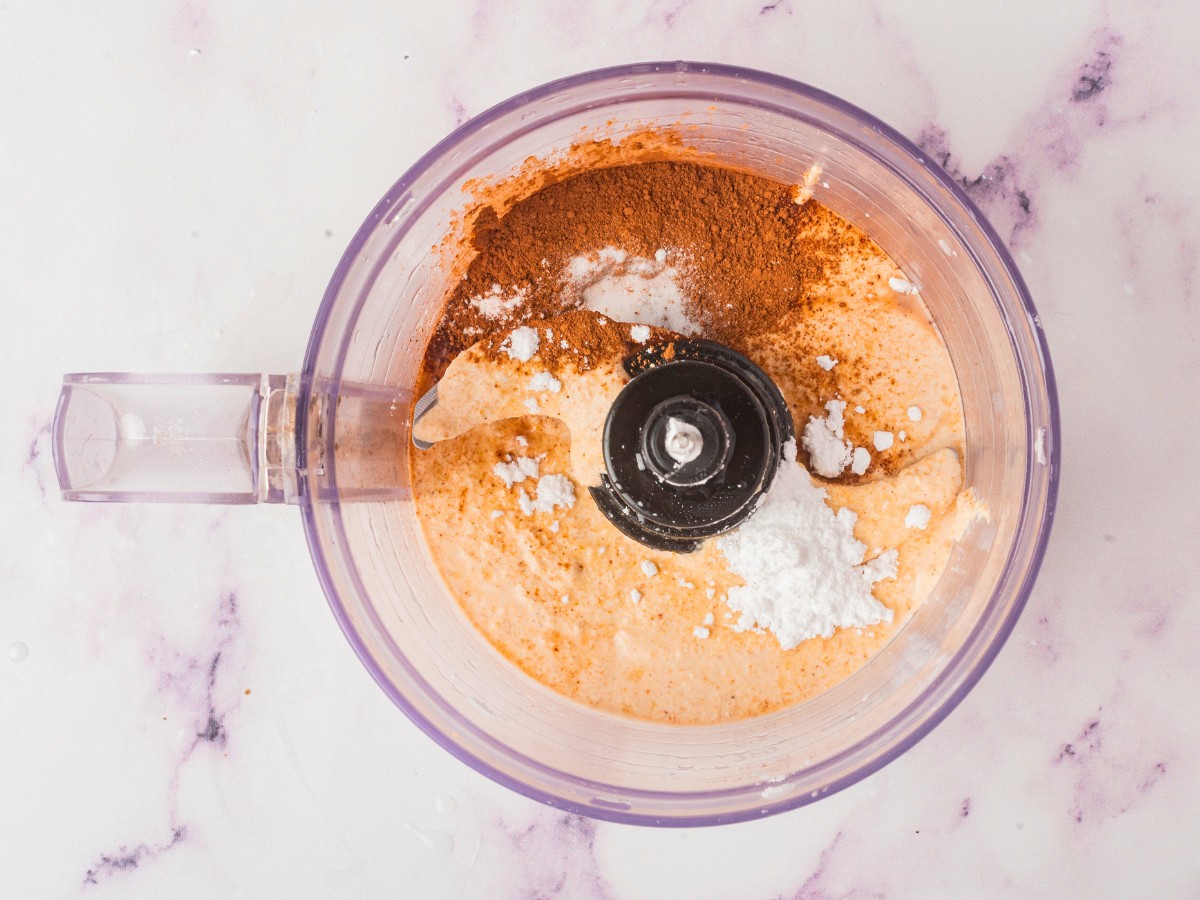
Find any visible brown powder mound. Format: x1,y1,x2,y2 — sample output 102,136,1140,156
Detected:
478,310,676,373
421,160,874,384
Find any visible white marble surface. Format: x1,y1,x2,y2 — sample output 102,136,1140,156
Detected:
3,1,1198,896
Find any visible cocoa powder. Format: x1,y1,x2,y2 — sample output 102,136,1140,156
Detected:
478,310,676,374
420,160,874,384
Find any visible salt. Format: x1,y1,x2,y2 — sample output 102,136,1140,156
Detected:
815,355,838,371
873,431,894,451
640,560,658,578
630,324,651,343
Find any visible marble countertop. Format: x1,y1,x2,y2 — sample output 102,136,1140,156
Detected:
3,1,1198,896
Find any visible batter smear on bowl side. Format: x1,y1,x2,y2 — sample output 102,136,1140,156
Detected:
409,153,984,725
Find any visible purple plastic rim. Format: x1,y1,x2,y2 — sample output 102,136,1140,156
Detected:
297,61,1061,826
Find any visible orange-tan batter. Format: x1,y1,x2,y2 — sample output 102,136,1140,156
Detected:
410,193,980,725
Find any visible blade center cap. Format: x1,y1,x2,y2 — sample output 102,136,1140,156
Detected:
641,398,734,487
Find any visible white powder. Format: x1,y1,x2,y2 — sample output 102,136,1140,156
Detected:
907,406,922,421
702,612,715,626
502,326,540,362
630,324,651,343
523,397,540,414
630,589,641,605
527,474,575,514
873,430,894,451
490,510,504,520
492,455,540,488
567,246,700,334
898,430,906,442
515,435,528,447
496,456,575,517
527,372,562,393
905,504,932,530
654,248,667,264
854,405,866,414
888,276,919,295
815,355,838,371
801,400,852,477
549,520,560,533
715,440,896,649
469,284,526,320
705,587,715,599
851,446,872,476
693,626,710,639
640,560,658,578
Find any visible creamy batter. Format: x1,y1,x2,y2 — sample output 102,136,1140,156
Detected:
409,167,979,725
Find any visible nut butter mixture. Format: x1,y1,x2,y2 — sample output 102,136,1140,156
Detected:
409,154,981,724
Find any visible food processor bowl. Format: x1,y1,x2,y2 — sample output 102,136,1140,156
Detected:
301,62,1057,825
56,62,1059,825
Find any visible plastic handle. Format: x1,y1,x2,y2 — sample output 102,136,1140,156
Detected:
52,373,300,504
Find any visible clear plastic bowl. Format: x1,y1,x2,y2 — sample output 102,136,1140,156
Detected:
280,62,1059,825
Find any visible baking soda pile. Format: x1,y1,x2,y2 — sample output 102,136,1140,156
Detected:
716,440,896,649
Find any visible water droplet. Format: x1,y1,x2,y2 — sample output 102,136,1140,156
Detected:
8,642,28,662
435,795,457,815
406,823,454,856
